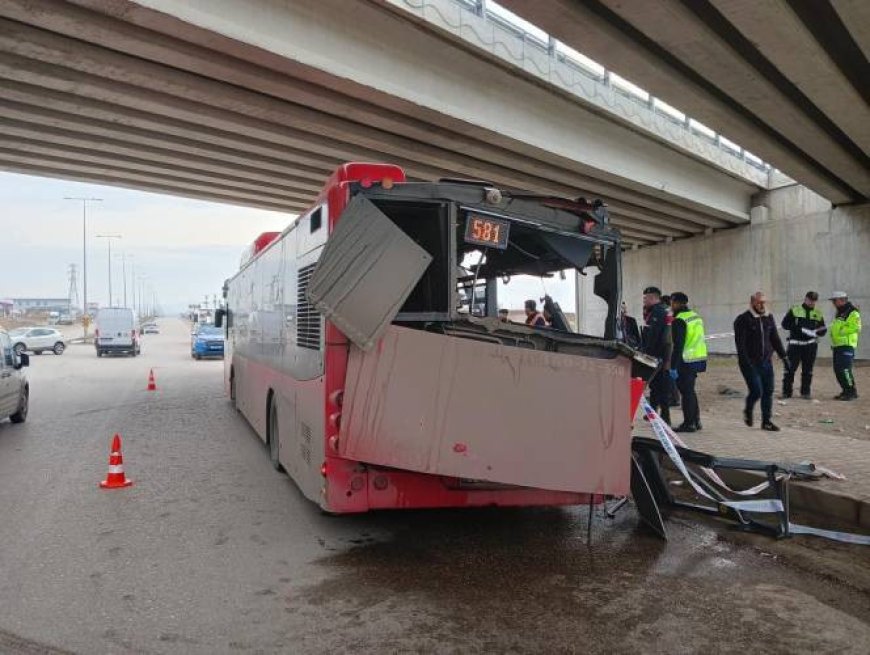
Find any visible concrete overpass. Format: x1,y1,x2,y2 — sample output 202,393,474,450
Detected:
500,0,870,205
0,0,768,246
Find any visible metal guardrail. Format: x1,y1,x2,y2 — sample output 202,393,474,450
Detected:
399,0,772,174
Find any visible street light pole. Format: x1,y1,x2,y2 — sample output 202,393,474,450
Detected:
96,234,121,306
115,253,128,306
64,197,102,335
129,256,136,314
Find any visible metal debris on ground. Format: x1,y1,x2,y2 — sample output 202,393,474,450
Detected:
633,399,870,546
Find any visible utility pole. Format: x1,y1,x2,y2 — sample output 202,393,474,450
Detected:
96,234,121,306
64,197,102,335
129,257,136,315
67,264,80,316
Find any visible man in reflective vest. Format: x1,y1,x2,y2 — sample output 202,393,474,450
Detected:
781,291,827,399
829,291,862,401
669,292,707,433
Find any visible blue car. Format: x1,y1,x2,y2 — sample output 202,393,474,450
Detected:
191,324,225,359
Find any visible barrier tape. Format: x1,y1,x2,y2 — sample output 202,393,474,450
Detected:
640,398,870,545
641,399,783,513
662,420,780,497
788,523,870,545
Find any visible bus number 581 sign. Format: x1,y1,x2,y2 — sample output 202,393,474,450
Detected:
464,214,510,250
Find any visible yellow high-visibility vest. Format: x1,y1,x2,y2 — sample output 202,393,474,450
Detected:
676,310,708,363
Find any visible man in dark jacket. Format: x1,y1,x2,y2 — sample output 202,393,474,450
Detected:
641,286,673,425
734,291,789,431
781,291,826,399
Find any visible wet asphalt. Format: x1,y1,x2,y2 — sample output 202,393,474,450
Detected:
0,318,868,654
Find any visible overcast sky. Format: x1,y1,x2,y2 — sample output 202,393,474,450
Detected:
1,171,584,317
0,172,291,314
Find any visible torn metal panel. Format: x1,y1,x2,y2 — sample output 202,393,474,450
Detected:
307,195,433,351
339,325,632,495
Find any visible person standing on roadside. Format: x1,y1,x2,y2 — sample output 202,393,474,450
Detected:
829,291,862,401
734,291,790,431
661,294,681,408
670,292,707,433
781,291,826,399
641,286,673,425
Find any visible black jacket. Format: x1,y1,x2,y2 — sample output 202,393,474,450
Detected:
641,303,672,361
734,310,786,366
781,303,826,344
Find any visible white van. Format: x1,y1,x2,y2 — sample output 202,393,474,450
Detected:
95,307,140,357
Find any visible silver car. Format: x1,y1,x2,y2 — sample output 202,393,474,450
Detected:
0,329,30,423
9,327,67,356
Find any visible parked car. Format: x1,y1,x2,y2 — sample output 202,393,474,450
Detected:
142,322,159,334
191,324,224,359
95,307,140,357
57,314,74,325
9,327,67,355
0,329,30,423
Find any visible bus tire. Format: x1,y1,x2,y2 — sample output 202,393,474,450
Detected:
229,371,238,411
267,397,283,472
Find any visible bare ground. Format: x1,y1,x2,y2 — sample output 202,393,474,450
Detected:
696,356,870,441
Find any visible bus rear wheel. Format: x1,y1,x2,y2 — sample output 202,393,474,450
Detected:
268,400,283,472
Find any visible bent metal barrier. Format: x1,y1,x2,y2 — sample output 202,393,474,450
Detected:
632,398,870,545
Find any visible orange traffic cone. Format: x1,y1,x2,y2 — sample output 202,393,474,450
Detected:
146,368,157,391
99,433,133,489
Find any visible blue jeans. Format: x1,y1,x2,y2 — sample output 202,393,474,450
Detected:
740,360,774,422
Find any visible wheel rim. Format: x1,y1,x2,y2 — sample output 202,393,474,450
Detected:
55,343,64,354
14,344,24,355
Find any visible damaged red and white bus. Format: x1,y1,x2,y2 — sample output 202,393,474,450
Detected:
217,163,655,514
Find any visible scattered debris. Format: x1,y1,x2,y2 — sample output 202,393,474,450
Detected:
777,400,788,406
717,385,742,397
819,418,835,424
795,461,847,481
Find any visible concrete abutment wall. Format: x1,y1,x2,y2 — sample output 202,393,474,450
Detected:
619,185,869,359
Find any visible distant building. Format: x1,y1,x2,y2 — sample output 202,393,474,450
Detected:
0,299,12,317
12,298,71,314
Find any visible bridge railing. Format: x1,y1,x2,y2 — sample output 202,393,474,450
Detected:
395,0,774,182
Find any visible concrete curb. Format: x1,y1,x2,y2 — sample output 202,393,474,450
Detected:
720,469,870,529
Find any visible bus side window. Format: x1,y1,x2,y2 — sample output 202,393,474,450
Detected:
310,208,322,233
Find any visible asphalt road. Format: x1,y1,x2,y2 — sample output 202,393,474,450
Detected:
0,318,868,654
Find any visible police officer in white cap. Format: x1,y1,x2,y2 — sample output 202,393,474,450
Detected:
829,291,862,400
